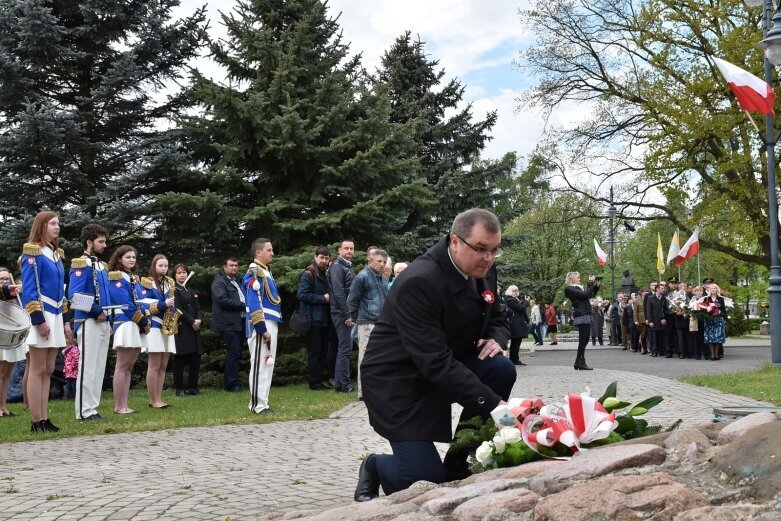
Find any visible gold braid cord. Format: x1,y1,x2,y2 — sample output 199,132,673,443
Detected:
254,261,282,305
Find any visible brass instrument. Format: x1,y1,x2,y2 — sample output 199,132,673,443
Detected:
161,276,183,336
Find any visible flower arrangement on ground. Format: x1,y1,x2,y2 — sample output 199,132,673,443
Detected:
458,382,664,472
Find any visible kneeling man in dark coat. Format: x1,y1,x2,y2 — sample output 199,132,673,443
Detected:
355,208,516,501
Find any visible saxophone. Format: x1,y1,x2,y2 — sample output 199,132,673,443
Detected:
161,276,183,336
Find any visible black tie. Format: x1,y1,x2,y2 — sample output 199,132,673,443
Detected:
468,277,477,292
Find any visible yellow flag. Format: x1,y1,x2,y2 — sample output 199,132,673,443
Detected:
656,233,665,274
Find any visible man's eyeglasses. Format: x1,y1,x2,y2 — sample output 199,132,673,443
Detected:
456,236,503,259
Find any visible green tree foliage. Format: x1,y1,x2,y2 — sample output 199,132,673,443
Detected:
517,0,773,267
166,0,430,265
374,32,517,259
0,0,206,263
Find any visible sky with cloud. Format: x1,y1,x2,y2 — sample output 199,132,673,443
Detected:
173,0,573,163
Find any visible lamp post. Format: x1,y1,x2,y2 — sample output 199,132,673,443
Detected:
746,0,781,364
608,187,617,302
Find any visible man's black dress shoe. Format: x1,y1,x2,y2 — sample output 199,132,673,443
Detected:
80,413,103,421
176,390,189,397
354,454,380,502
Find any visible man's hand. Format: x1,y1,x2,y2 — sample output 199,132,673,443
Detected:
476,339,504,360
323,293,330,303
262,331,272,348
345,318,354,327
96,312,108,323
661,319,667,325
193,319,201,331
648,322,654,328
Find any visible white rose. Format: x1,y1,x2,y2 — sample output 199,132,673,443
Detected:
475,441,494,465
492,434,506,454
500,426,522,445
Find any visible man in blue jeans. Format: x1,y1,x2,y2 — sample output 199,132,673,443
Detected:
328,240,356,393
356,209,515,501
211,258,246,392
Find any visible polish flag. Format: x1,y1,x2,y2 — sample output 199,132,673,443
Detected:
713,57,775,115
594,239,608,266
675,227,701,266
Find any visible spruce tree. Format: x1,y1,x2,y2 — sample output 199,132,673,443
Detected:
0,0,205,262
170,0,430,267
375,32,516,259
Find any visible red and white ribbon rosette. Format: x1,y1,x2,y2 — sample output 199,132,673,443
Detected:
520,393,617,459
491,397,544,428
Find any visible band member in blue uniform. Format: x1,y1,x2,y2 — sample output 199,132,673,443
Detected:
243,238,282,414
21,211,71,433
107,245,150,414
140,254,177,409
68,224,112,420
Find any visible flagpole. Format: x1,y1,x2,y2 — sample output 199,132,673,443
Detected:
761,0,781,365
745,109,763,136
697,253,701,286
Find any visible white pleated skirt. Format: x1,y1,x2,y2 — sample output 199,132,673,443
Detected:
0,342,25,362
141,328,176,354
26,312,66,348
113,321,143,350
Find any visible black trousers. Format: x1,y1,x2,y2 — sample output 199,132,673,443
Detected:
307,325,330,386
222,330,243,390
173,352,201,391
508,337,523,363
675,328,691,357
376,353,516,494
576,323,590,360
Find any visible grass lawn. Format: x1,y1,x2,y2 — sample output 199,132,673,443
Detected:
0,385,357,443
679,363,781,406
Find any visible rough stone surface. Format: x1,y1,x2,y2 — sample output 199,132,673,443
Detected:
674,504,770,521
384,482,441,504
527,443,667,494
694,419,729,441
663,427,712,452
451,488,538,521
613,431,669,447
712,421,781,501
418,480,528,515
407,487,453,506
533,472,709,521
716,412,777,445
494,459,560,480
255,499,417,520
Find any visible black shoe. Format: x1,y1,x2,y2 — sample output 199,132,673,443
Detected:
549,342,558,345
665,354,673,358
574,359,593,370
512,360,526,366
224,386,242,392
176,390,188,397
354,455,380,502
187,389,200,396
42,419,60,432
322,380,334,389
80,413,103,421
309,384,326,390
336,385,356,393
31,421,43,433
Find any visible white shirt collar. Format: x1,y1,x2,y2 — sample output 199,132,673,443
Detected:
447,246,469,280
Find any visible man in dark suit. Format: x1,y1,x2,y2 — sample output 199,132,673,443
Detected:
354,208,516,501
211,258,246,392
646,281,668,357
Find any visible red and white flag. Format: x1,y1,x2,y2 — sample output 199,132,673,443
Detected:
594,239,608,266
675,227,700,266
713,57,775,115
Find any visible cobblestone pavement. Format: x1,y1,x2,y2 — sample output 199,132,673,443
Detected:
0,340,775,520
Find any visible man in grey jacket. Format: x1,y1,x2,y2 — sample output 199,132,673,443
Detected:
348,249,389,399
328,240,356,392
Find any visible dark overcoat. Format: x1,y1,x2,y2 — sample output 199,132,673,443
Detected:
174,283,203,356
646,293,668,331
504,296,529,339
361,235,510,443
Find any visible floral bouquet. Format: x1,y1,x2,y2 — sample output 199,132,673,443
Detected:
667,294,689,315
467,382,663,471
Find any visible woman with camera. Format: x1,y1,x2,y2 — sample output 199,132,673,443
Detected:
564,272,601,370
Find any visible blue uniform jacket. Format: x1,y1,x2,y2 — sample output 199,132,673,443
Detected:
242,261,282,337
21,243,67,325
68,254,113,332
107,271,149,332
139,277,174,331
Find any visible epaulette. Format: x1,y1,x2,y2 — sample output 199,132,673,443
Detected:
108,271,123,281
56,248,65,259
99,261,108,270
139,277,155,289
22,243,42,256
71,257,88,269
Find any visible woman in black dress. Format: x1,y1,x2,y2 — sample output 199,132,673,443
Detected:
172,264,203,396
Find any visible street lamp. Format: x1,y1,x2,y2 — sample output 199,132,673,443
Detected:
745,0,781,364
608,187,617,302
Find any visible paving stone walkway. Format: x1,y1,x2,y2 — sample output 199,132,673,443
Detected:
0,349,774,520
